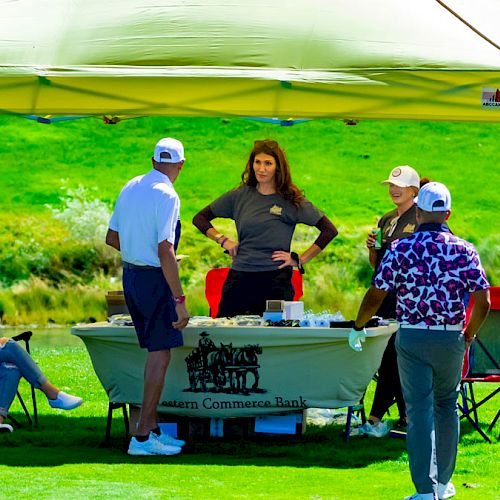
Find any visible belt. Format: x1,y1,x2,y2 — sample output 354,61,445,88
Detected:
400,323,463,331
122,262,160,270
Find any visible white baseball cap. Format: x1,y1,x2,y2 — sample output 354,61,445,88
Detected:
381,165,420,188
416,182,451,212
153,137,185,163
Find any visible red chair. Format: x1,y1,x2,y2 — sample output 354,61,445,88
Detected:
205,267,304,318
459,286,500,442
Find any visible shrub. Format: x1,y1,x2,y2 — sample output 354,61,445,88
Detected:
1,277,109,325
47,182,111,243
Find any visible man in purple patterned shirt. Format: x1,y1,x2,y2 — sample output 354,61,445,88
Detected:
350,182,490,500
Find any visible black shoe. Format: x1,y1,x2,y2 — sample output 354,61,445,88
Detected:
394,418,407,431
389,419,407,439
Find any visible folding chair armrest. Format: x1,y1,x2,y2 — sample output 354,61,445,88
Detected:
12,330,33,343
463,375,500,382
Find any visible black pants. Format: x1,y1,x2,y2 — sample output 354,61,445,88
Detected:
217,268,294,318
370,291,406,420
370,332,406,420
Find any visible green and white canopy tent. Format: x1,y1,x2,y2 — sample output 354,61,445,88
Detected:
0,0,500,122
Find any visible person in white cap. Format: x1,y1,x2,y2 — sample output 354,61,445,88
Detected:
361,165,423,438
350,181,490,500
367,165,422,270
106,137,189,456
0,337,82,432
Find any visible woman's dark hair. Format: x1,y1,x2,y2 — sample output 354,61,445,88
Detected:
240,139,304,206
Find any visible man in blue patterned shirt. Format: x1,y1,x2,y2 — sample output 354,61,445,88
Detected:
350,182,490,500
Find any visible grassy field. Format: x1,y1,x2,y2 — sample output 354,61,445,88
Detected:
0,341,498,499
0,116,499,324
1,118,498,498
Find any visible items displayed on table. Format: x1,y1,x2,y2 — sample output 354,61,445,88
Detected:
187,316,219,327
107,309,391,329
262,300,304,323
299,309,345,327
264,319,302,327
109,314,134,326
262,300,286,323
328,317,391,329
188,315,264,327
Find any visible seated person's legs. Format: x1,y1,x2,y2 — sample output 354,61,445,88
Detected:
0,338,83,420
0,362,21,432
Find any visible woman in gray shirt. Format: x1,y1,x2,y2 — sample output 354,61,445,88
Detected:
193,139,337,317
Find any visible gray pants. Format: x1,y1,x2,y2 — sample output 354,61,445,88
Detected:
396,328,465,495
0,340,47,417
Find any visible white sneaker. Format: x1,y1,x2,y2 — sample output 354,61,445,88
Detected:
48,391,83,410
404,493,436,500
157,432,185,447
359,421,390,437
438,482,456,499
128,432,182,456
0,423,13,433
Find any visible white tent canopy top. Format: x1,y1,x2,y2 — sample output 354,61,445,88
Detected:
1,0,500,121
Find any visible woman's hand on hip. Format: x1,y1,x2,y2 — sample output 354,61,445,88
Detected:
0,337,9,347
222,238,239,257
272,250,296,269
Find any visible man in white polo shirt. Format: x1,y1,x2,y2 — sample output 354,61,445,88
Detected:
349,182,490,500
106,137,190,456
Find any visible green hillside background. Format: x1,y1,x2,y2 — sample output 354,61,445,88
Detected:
0,115,498,325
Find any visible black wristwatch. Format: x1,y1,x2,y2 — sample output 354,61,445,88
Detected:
290,252,305,275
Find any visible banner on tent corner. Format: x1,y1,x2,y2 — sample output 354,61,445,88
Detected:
481,88,500,108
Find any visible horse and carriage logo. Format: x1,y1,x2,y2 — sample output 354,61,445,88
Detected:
184,332,266,395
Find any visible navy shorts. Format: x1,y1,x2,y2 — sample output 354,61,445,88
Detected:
122,264,183,352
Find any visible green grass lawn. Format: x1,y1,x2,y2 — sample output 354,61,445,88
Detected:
1,115,499,234
1,343,498,499
0,115,499,324
0,117,498,498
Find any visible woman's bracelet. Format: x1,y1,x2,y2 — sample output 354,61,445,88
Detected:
214,233,224,243
219,237,229,248
290,251,305,274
